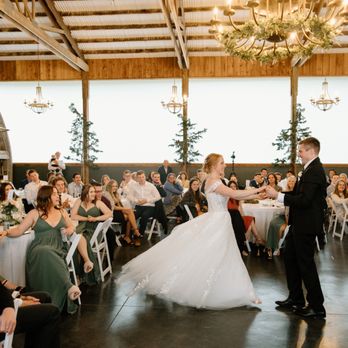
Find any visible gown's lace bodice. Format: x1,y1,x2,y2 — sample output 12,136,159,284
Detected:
205,181,229,213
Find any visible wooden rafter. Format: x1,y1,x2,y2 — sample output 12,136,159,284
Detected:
0,0,88,71
168,0,191,69
159,0,183,69
38,0,84,60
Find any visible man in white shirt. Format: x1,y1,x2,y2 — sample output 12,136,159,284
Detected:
118,170,137,208
52,177,76,210
127,170,161,236
24,169,48,208
48,151,66,175
68,173,83,198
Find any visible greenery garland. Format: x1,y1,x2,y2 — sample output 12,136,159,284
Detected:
216,15,339,64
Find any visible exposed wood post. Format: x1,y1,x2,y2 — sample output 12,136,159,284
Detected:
290,66,298,174
82,71,89,184
182,69,189,172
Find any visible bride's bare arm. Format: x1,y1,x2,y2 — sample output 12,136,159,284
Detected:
215,183,265,200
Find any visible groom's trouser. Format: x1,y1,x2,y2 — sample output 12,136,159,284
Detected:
284,227,324,310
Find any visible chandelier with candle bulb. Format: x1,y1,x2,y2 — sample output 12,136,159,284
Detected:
210,0,348,64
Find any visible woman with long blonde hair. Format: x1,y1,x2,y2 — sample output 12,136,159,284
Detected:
118,153,267,309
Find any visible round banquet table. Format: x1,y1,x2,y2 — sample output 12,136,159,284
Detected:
0,231,35,286
241,202,285,240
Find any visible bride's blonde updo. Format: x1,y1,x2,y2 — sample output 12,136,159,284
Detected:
203,153,222,174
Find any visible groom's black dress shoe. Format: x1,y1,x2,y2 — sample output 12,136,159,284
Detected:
275,298,305,310
293,306,326,319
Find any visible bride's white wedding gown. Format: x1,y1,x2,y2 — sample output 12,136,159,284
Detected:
117,180,259,309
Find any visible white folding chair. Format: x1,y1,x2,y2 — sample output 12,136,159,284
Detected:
145,218,162,240
184,204,194,220
3,298,22,348
329,198,339,236
90,218,113,282
110,222,123,247
65,232,82,305
332,201,348,241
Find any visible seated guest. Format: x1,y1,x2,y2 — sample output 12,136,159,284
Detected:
249,173,264,188
227,181,264,251
278,170,295,191
0,186,81,313
127,171,161,237
52,177,76,210
101,174,111,190
261,168,268,184
0,282,61,347
47,172,56,185
327,173,339,197
331,180,348,222
152,172,167,198
274,172,282,185
19,170,30,189
339,172,347,183
147,171,156,183
24,169,48,209
181,178,208,220
267,173,282,192
163,173,183,215
158,160,173,185
177,171,190,190
68,173,83,198
118,170,137,208
266,175,296,259
0,182,25,226
196,169,207,187
71,184,112,285
104,180,141,247
327,169,337,184
228,173,244,189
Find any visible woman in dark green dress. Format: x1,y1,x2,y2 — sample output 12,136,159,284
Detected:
0,185,81,313
266,175,297,259
71,184,112,285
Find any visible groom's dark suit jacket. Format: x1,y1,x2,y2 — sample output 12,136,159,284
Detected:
284,157,327,236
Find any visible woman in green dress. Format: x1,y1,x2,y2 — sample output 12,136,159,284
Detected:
0,185,81,313
266,175,296,259
71,184,112,285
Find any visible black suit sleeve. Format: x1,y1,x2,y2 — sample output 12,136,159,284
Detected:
0,283,14,313
284,170,324,208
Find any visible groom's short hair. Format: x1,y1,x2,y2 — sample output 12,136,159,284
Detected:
299,137,320,154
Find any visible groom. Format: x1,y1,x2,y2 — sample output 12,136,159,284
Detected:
266,137,327,319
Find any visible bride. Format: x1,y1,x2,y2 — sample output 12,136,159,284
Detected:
117,153,266,309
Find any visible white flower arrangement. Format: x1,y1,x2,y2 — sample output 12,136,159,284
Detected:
0,201,24,226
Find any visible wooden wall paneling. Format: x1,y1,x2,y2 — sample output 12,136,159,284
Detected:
0,54,348,81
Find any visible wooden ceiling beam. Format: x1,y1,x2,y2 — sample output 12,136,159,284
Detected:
0,0,88,71
38,0,85,60
168,0,189,69
159,0,183,69
57,6,244,17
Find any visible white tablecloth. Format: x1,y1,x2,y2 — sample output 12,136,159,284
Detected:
0,231,35,286
242,203,285,240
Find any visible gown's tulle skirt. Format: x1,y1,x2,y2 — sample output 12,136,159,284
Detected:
117,211,259,309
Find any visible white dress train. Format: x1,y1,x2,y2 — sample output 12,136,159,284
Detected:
117,180,259,309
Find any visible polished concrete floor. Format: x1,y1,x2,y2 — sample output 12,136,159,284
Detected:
18,231,348,348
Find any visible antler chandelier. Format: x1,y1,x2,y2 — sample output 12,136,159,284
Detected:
310,78,340,111
210,0,348,64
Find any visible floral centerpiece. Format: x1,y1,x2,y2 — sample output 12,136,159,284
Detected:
0,201,24,226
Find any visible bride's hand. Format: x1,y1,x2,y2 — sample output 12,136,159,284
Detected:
257,192,268,200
